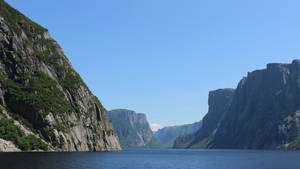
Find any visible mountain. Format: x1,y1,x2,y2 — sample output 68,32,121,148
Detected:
108,109,165,148
175,60,300,150
211,60,300,149
154,121,202,146
0,1,121,151
173,89,234,148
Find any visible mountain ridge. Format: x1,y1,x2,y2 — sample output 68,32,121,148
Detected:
155,121,202,146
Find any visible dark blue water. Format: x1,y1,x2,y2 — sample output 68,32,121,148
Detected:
0,149,300,169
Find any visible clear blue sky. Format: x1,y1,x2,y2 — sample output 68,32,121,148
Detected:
6,0,300,126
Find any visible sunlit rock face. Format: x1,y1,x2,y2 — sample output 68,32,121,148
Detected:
0,1,121,152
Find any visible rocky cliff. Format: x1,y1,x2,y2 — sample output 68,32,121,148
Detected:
0,0,121,151
173,89,234,148
175,60,300,150
211,60,300,149
154,121,202,147
108,109,163,148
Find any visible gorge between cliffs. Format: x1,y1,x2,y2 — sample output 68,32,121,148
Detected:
2,0,300,168
0,0,300,156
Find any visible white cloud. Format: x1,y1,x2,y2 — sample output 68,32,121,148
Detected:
150,123,164,132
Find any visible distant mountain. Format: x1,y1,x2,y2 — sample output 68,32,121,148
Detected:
108,109,165,148
155,121,202,146
174,60,300,150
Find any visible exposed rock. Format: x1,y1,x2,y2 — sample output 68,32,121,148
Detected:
0,1,121,152
211,60,300,149
0,138,20,152
108,109,164,148
173,89,234,148
175,60,300,150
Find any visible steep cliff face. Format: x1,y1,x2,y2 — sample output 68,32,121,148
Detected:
211,60,300,149
154,121,202,146
175,60,300,150
108,109,160,148
0,1,121,151
173,89,234,148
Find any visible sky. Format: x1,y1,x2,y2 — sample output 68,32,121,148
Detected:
5,0,300,127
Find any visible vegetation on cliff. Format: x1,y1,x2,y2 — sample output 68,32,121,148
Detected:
0,116,48,151
0,0,121,151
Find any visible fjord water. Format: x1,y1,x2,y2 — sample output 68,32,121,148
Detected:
1,149,300,169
